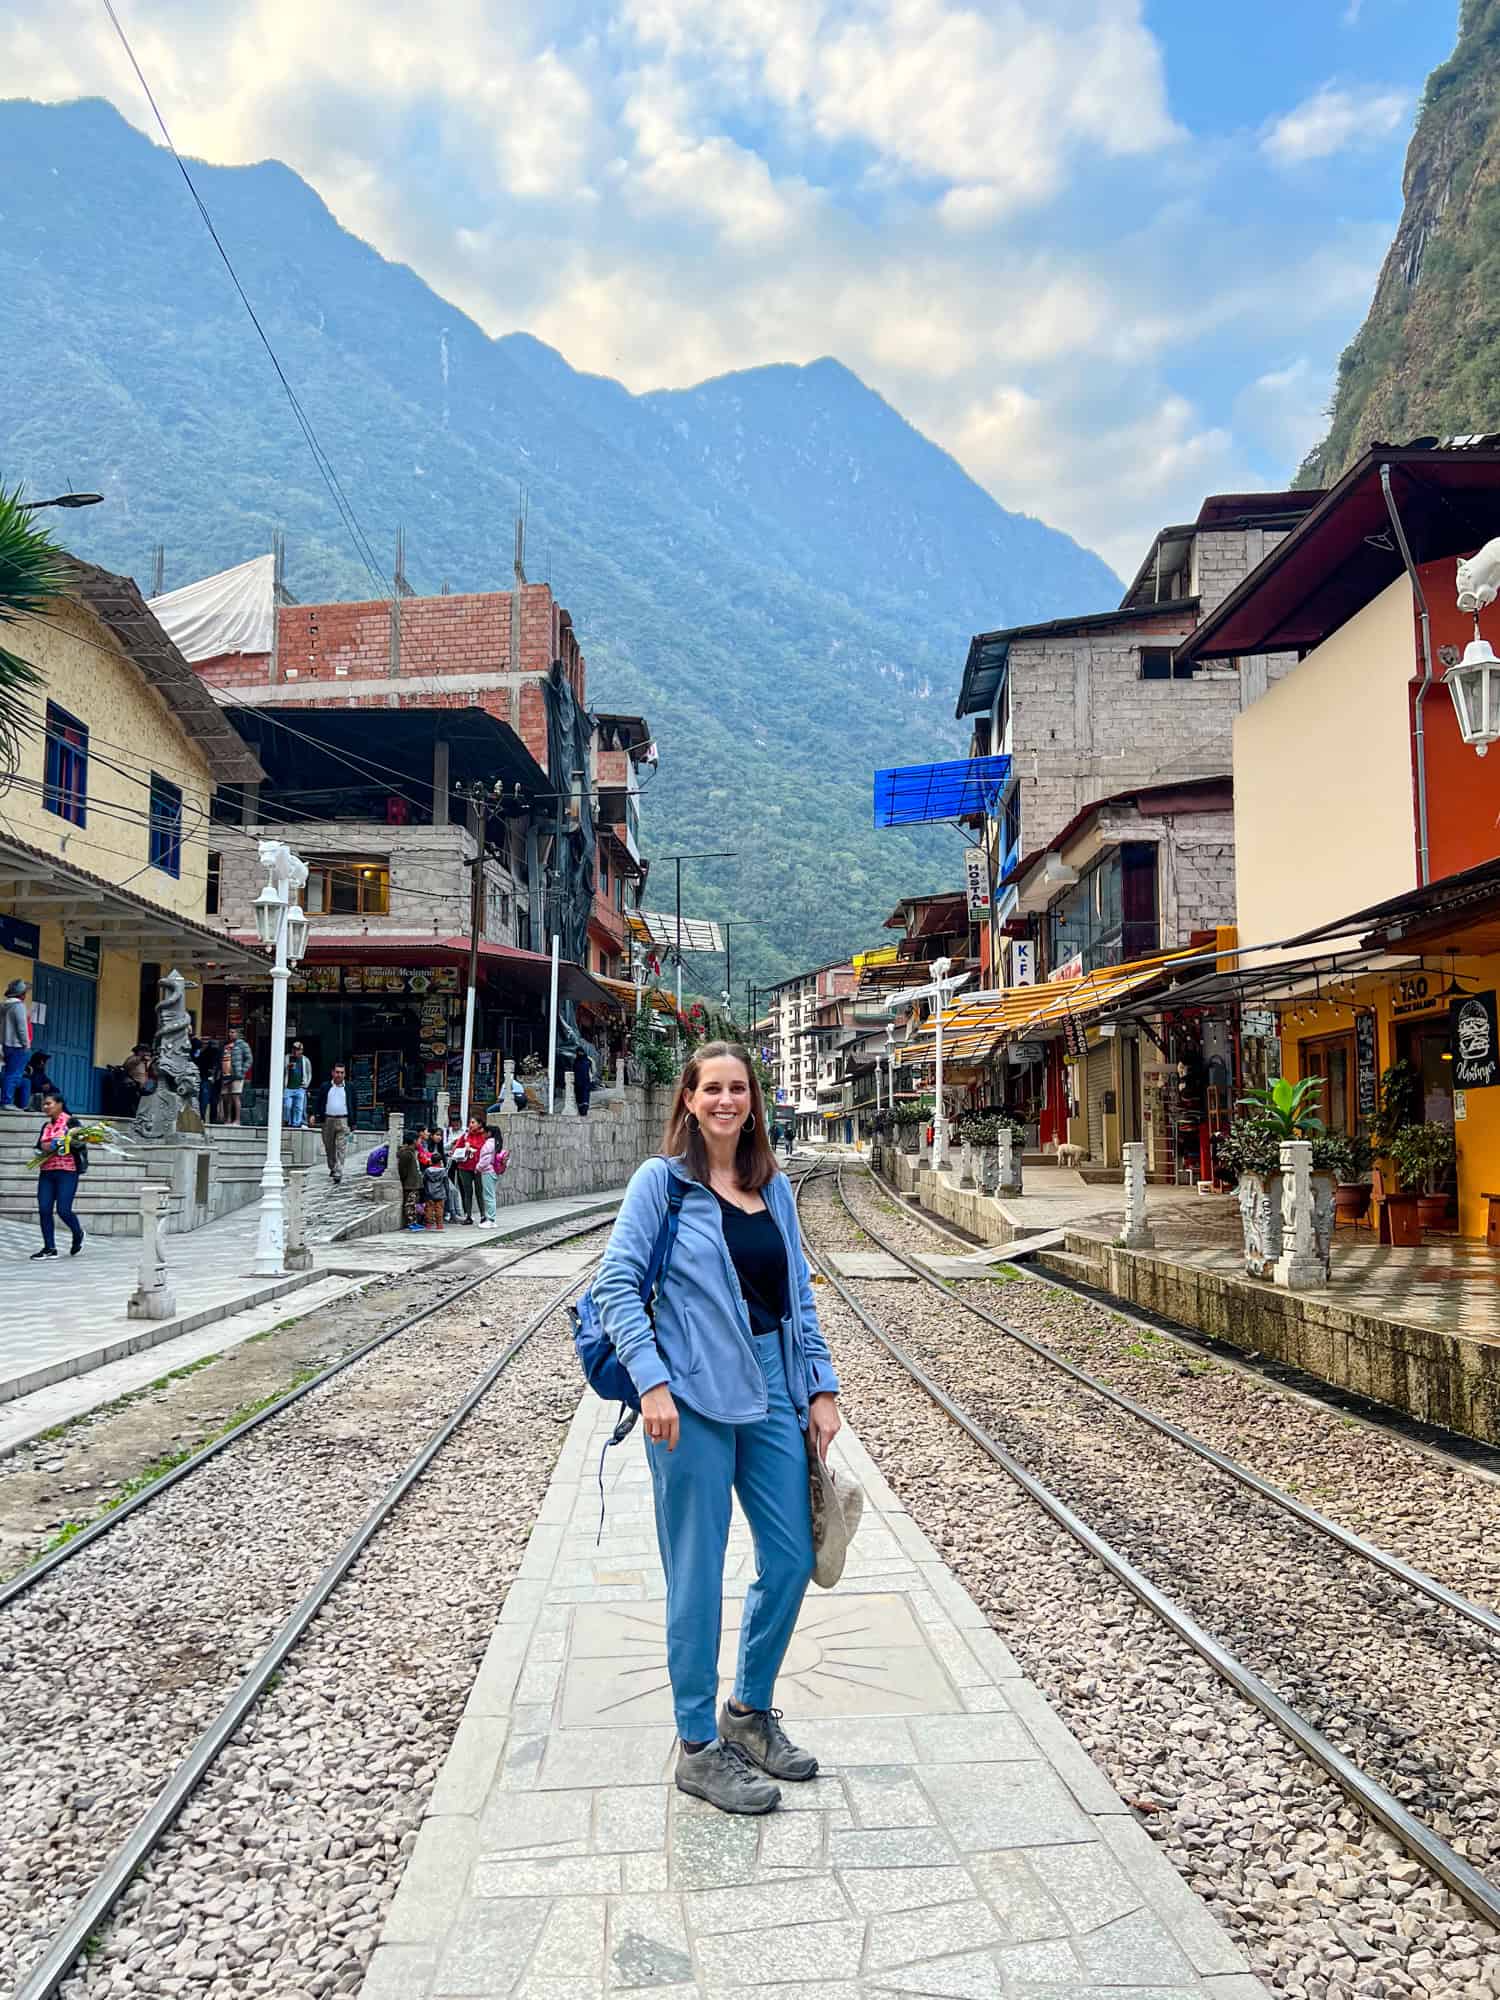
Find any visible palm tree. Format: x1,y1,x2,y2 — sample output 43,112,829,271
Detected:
0,483,69,776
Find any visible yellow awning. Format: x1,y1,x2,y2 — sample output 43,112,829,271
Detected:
852,944,899,972
918,948,1199,1049
595,974,679,1016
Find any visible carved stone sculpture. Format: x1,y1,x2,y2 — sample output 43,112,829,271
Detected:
132,967,200,1141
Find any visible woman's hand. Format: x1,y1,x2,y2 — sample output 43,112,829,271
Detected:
808,1392,840,1463
641,1385,680,1452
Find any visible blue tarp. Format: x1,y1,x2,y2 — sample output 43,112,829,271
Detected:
873,755,1012,828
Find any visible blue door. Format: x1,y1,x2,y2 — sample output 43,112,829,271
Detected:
33,962,99,1113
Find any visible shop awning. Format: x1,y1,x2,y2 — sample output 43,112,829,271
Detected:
917,949,1201,1049
594,974,679,1016
228,929,617,1008
852,944,899,973
627,909,725,953
873,756,1011,828
0,832,268,972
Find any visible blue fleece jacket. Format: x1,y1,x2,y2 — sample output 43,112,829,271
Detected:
593,1156,839,1427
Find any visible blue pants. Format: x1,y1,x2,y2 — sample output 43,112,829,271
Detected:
38,1169,82,1252
283,1087,307,1127
647,1332,814,1743
2,1045,26,1109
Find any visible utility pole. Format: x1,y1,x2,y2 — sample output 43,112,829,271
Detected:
655,850,736,1016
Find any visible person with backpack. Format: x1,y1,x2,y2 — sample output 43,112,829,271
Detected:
592,1041,841,1817
476,1125,506,1222
32,1088,87,1258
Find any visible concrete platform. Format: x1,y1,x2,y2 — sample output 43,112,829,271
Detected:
361,1395,1265,1999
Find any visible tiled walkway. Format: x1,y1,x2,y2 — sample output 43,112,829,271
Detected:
362,1396,1265,1999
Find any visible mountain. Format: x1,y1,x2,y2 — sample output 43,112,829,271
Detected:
0,96,1121,991
1298,1,1500,487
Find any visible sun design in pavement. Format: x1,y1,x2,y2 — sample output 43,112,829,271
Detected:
564,1594,951,1723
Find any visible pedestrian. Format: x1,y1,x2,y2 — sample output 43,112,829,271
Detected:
284,1041,311,1129
593,1041,841,1816
476,1124,503,1222
320,1063,351,1182
420,1142,449,1232
453,1115,487,1222
32,1089,86,1259
23,1051,56,1112
573,1044,593,1117
225,1030,252,1125
197,1038,222,1124
779,1122,793,1160
398,1134,424,1229
1,979,29,1112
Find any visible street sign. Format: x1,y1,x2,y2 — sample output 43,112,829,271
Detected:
1011,939,1035,986
965,848,991,917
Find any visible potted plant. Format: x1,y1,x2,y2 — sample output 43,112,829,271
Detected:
1223,1076,1338,1279
1388,1122,1457,1234
1330,1129,1372,1225
893,1095,933,1155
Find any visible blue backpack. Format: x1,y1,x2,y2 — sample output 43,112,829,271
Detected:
571,1175,686,1411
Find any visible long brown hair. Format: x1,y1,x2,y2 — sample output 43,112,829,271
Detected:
661,1041,779,1192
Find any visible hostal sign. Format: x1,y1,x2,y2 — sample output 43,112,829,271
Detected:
1452,990,1499,1090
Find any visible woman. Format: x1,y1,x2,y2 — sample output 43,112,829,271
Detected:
33,1089,85,1259
450,1116,484,1223
476,1124,502,1223
594,1042,840,1817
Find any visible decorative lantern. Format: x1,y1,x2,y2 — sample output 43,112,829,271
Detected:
252,882,282,949
284,903,309,964
1444,632,1500,757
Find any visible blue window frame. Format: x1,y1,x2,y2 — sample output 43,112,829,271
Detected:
44,702,88,826
149,773,183,877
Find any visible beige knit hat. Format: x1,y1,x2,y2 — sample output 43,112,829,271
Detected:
807,1440,865,1589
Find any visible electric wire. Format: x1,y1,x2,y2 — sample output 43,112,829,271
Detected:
98,0,394,604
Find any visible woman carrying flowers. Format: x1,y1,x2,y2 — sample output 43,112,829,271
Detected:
32,1089,87,1259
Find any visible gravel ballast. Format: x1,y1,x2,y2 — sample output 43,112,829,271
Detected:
803,1169,1500,1996
2,1267,586,1993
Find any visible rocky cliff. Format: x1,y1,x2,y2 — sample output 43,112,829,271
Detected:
1298,0,1500,486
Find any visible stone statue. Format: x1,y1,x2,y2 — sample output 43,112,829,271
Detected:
132,967,201,1141
1456,537,1500,613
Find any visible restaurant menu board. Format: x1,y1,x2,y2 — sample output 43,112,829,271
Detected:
351,1055,375,1104
376,1050,403,1102
1356,1011,1378,1119
310,965,464,996
419,995,450,1063
1453,991,1500,1090
475,1051,497,1098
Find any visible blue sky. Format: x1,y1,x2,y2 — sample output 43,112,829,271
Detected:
0,0,1457,573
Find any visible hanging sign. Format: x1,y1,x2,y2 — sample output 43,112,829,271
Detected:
1011,939,1035,987
1063,1013,1088,1059
1452,990,1499,1090
1390,971,1444,1020
965,849,991,918
1355,1011,1379,1118
0,913,39,959
63,935,100,978
1051,952,1084,984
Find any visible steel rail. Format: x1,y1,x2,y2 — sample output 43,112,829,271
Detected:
793,1172,1500,1932
13,1255,602,2000
833,1164,1500,1644
0,1211,619,1611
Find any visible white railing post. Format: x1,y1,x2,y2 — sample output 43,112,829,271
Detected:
1274,1139,1323,1289
285,1167,312,1270
128,1182,176,1320
562,1069,579,1118
1119,1140,1154,1248
499,1057,517,1118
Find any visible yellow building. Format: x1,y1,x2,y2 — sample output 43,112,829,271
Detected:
0,559,265,1110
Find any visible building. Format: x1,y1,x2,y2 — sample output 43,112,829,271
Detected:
1168,440,1500,1237
150,557,641,1121
765,962,856,1140
955,491,1317,987
0,558,266,1111
1004,778,1236,1167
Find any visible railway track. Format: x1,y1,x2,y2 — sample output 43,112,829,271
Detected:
3,1229,605,1998
795,1159,1500,1933
0,1207,619,1608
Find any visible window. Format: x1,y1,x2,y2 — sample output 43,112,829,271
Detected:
614,874,625,912
149,773,183,877
1047,842,1158,972
303,859,390,915
1002,787,1022,868
44,702,88,826
1140,647,1196,681
206,851,222,916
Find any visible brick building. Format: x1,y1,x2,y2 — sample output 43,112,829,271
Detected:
148,560,639,1123
955,491,1318,986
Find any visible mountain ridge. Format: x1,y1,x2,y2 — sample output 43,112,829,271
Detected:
0,94,1121,988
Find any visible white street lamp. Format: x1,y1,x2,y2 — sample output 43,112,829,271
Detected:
1444,631,1500,758
252,839,309,1278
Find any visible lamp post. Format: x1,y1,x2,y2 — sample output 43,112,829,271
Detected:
251,840,309,1277
1444,630,1500,757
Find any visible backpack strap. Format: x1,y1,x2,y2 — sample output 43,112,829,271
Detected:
641,1171,687,1309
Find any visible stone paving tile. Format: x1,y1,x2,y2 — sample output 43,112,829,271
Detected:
360,1392,1266,2000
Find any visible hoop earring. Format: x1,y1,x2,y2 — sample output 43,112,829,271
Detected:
743,1113,755,1134
686,1111,699,1130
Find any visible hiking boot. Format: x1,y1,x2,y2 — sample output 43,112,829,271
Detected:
717,1703,818,1781
675,1738,781,1814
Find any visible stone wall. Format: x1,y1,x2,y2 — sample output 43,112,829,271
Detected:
1042,1233,1500,1447
493,1085,666,1206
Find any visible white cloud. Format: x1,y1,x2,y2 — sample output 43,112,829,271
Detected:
1232,358,1328,466
1261,82,1410,166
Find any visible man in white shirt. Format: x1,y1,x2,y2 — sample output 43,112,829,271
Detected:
321,1063,351,1181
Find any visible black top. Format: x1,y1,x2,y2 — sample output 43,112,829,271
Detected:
713,1191,788,1337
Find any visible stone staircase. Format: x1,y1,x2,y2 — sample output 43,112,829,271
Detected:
0,1116,373,1237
